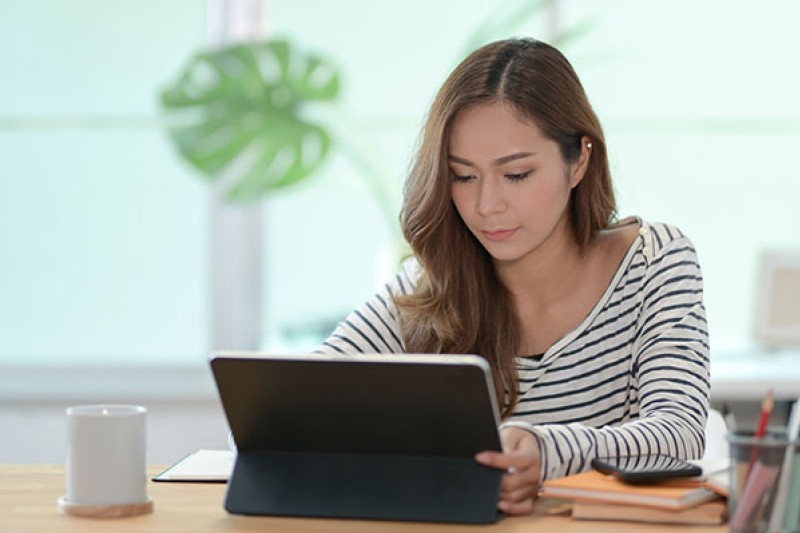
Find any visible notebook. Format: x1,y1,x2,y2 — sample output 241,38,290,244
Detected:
209,352,504,524
572,499,726,525
152,450,234,482
540,469,718,510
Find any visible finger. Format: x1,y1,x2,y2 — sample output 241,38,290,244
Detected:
474,451,508,468
474,451,528,470
498,497,535,516
499,483,537,503
500,469,537,490
500,467,537,492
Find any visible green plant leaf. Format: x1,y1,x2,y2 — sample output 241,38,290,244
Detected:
160,39,340,202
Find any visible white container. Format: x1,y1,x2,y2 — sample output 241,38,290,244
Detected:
59,404,153,518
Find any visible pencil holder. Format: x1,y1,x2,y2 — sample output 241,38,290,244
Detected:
727,429,800,533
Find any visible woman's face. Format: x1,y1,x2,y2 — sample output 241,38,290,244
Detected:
448,102,586,267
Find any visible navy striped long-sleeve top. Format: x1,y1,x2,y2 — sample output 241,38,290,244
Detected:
316,219,710,480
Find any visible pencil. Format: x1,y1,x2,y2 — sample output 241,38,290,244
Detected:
754,390,775,440
730,390,776,529
745,389,774,479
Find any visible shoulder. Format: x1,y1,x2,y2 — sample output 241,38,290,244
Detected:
629,220,706,306
606,216,693,252
637,219,700,266
596,216,640,259
641,220,692,251
384,256,423,297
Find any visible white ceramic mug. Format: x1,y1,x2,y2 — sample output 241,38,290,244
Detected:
64,404,148,506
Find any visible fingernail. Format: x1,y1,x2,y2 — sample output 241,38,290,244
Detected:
475,452,489,463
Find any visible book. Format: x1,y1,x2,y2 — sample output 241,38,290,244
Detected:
540,469,718,511
152,449,234,482
572,499,726,525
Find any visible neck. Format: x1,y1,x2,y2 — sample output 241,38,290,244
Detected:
493,212,583,306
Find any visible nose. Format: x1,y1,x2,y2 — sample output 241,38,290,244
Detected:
476,176,507,216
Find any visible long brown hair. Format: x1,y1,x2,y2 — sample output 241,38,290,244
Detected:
395,38,616,417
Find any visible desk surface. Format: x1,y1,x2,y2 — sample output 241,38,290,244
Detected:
0,465,727,532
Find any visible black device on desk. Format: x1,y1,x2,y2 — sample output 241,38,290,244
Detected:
209,352,504,524
592,454,702,484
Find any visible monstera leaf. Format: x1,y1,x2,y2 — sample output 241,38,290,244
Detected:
161,39,340,202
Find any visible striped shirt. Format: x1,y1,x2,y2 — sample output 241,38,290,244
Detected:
317,219,710,481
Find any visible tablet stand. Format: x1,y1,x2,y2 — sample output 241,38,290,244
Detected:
225,451,503,523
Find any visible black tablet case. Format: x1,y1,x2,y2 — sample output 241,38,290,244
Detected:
210,354,504,524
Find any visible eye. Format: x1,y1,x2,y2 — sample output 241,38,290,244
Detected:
506,170,532,182
450,170,475,182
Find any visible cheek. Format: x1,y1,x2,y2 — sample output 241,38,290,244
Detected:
517,180,550,206
517,177,570,213
450,186,471,218
542,172,572,199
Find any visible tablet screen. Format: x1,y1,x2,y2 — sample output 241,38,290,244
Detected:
210,353,502,457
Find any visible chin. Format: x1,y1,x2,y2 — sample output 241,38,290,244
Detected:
483,246,526,264
491,255,526,266
481,238,545,265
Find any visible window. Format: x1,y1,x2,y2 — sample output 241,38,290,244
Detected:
2,1,797,369
0,0,208,365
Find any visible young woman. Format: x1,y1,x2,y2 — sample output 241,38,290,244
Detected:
317,38,709,515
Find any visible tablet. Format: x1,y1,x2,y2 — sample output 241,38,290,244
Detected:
592,455,703,484
209,352,504,523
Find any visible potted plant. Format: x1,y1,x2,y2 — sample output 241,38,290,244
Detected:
160,39,340,201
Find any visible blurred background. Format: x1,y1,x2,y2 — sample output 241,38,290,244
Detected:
1,0,798,463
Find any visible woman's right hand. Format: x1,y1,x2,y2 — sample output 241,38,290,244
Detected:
475,426,541,515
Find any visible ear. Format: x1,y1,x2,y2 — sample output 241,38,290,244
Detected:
569,136,593,189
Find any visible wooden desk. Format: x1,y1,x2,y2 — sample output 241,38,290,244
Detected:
0,465,726,532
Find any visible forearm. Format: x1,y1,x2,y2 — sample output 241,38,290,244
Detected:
511,407,706,481
505,305,709,480
315,261,417,355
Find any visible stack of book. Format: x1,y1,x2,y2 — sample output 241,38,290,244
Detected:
539,462,730,526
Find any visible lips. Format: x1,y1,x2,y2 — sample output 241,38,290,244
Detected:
482,228,518,242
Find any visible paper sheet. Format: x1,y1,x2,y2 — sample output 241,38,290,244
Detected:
152,449,234,482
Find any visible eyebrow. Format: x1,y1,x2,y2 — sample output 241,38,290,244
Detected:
447,152,536,167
